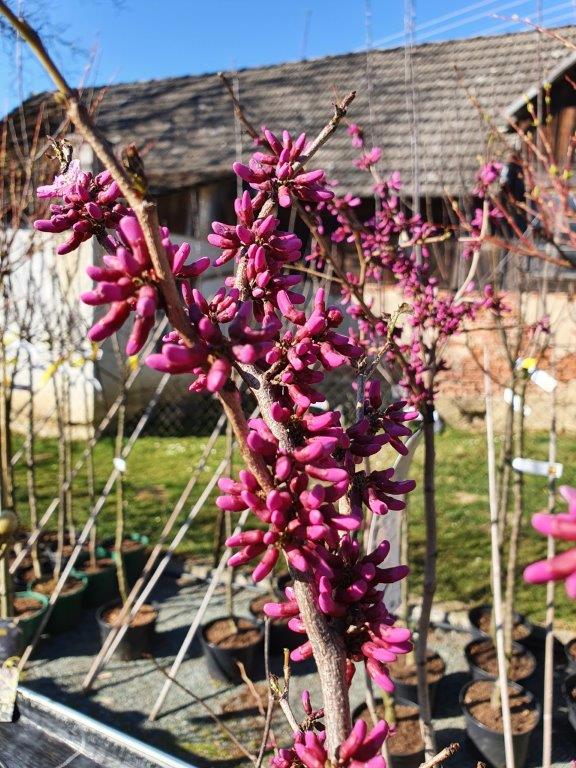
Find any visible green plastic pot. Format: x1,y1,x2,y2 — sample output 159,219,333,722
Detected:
13,591,49,647
30,573,88,634
76,558,119,608
103,533,149,587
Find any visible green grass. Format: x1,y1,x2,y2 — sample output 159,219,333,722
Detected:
13,433,227,562
408,427,576,628
12,426,576,626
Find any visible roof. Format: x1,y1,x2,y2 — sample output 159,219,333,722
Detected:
10,25,576,196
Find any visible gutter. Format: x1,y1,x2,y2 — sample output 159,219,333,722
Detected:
16,685,199,768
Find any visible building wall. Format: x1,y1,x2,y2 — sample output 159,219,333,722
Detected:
370,284,576,432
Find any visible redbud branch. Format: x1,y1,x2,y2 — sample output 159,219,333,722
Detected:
218,72,261,141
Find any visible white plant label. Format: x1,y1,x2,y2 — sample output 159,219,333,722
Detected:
113,457,127,473
503,388,532,416
530,369,557,393
512,457,563,478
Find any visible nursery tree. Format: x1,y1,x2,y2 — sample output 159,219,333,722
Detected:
2,2,554,762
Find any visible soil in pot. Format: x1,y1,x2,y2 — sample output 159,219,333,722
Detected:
96,601,158,661
13,592,49,648
461,679,540,768
389,650,445,712
31,574,87,634
201,616,264,684
466,638,536,682
471,606,532,642
249,593,301,653
75,558,118,608
355,699,424,766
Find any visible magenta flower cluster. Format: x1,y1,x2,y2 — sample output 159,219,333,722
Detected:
272,690,389,768
234,129,333,209
35,163,209,355
35,162,127,254
524,485,576,599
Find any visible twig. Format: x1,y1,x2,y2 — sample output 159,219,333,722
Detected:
418,743,460,768
147,655,257,764
255,619,276,768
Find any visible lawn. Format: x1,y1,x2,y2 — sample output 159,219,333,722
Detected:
12,425,576,626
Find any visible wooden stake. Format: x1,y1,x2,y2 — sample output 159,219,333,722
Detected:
484,350,515,768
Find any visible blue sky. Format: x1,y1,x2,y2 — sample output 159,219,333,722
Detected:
1,0,574,115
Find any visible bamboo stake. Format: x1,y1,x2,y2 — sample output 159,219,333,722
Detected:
484,350,515,768
224,421,234,618
9,320,168,574
25,350,41,579
542,354,557,768
81,410,229,690
148,507,250,721
18,373,170,668
92,456,229,682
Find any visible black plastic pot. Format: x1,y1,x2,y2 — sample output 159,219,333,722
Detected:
96,600,158,661
249,595,301,653
200,616,264,684
562,672,576,732
468,605,534,646
352,698,424,768
464,637,536,683
460,679,540,768
564,638,576,674
103,534,149,587
30,573,87,634
76,558,118,608
389,650,445,714
0,618,23,661
13,590,49,647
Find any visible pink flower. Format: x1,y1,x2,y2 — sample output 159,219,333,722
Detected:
272,707,388,768
354,147,382,171
524,485,576,599
83,216,208,355
233,129,333,209
35,167,126,255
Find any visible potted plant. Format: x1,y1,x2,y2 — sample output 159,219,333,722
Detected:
464,637,536,684
199,615,264,684
460,679,540,768
468,604,533,646
388,648,445,714
96,367,157,661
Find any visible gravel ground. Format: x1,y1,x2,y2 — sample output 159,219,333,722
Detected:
24,574,576,768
